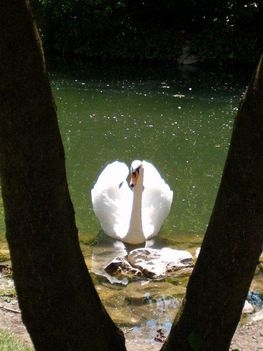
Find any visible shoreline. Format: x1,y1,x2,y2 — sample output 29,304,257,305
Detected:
0,264,262,350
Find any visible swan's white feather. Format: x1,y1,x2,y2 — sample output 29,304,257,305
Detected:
91,161,132,240
141,161,173,239
91,160,173,243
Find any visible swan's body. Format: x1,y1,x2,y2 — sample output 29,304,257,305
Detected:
91,160,173,244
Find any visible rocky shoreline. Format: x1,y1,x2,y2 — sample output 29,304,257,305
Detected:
0,261,263,350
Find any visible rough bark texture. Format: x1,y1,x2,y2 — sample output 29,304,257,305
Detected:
161,55,263,351
0,2,126,350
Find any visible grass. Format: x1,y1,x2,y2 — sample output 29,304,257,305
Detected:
0,330,32,351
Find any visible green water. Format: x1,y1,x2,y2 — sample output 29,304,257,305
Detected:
0,67,244,244
49,67,243,246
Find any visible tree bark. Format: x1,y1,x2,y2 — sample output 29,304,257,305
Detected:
161,55,263,351
0,2,126,350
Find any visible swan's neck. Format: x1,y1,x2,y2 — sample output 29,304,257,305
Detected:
126,169,145,244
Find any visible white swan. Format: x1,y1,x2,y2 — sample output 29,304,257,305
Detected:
91,160,173,244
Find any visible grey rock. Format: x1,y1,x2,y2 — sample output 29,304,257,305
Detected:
127,248,193,279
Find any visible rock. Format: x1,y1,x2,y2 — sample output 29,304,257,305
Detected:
127,248,193,279
247,291,263,309
154,328,166,343
104,256,142,277
103,248,193,280
250,309,263,322
178,46,199,65
242,300,254,314
178,53,199,65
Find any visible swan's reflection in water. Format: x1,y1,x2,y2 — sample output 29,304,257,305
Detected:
89,233,186,348
91,234,130,284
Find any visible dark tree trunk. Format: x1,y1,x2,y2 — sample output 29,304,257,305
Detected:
0,2,126,350
161,55,263,351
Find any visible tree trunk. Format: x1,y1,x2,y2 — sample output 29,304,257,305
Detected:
0,2,126,350
161,55,263,351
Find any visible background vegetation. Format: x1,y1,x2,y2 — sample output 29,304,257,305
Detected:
31,0,262,65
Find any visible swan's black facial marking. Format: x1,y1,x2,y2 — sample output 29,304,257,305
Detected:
130,171,139,189
131,166,141,176
135,165,142,173
130,161,143,189
119,181,123,189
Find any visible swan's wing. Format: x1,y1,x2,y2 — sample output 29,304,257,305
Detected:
142,160,173,239
142,185,173,239
92,161,129,191
142,160,170,187
91,161,132,239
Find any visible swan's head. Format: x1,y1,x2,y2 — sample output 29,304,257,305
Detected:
130,160,143,188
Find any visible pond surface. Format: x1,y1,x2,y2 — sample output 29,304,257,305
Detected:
0,64,250,348
51,66,244,243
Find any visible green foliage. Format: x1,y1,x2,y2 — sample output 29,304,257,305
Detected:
0,330,32,351
190,28,261,65
30,0,262,65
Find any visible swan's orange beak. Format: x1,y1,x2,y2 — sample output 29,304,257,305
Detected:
130,171,138,188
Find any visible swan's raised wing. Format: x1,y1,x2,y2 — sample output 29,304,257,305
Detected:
142,161,173,239
91,161,132,239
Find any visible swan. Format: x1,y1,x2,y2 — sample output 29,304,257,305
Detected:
91,160,173,244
